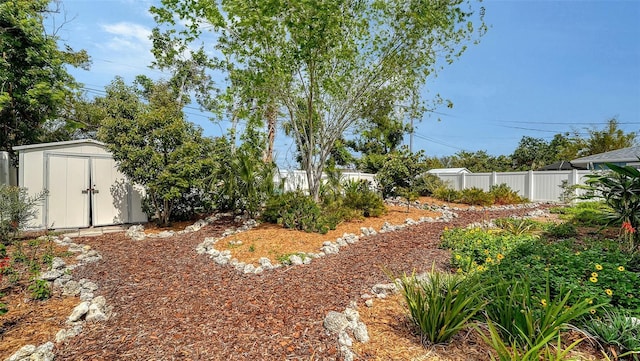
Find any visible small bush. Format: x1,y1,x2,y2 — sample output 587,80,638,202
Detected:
489,184,527,205
263,191,333,234
432,185,461,203
398,269,485,345
414,174,446,196
460,187,494,206
28,279,52,300
0,186,46,245
343,179,386,217
552,201,611,227
545,222,578,238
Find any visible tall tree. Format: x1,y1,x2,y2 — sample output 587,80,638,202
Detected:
97,78,217,226
152,0,485,200
346,88,412,173
0,0,89,158
511,136,554,170
580,118,637,156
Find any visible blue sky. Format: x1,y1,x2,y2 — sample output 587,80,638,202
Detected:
57,0,640,168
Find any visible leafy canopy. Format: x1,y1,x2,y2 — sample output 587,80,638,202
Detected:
97,77,217,225
151,0,486,200
0,0,89,157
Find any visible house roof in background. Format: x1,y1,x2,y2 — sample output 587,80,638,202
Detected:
537,161,588,171
13,139,105,151
426,168,471,174
571,145,640,165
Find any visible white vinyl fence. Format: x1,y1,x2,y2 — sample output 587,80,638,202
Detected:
276,170,376,193
432,169,594,202
0,151,18,186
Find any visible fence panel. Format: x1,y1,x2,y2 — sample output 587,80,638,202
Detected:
432,169,597,202
275,170,376,193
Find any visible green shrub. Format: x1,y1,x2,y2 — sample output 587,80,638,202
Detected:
544,222,578,238
398,269,485,345
414,173,446,196
582,309,640,361
489,184,527,205
28,278,51,300
432,185,461,203
460,187,494,206
0,185,46,245
343,179,386,217
551,201,611,227
582,163,640,251
375,148,427,199
263,191,333,234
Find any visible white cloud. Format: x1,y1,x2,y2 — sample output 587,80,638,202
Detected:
101,22,152,50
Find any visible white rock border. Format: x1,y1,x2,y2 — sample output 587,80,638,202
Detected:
5,235,111,361
195,202,548,275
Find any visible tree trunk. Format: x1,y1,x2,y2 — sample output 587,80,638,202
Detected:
263,103,277,163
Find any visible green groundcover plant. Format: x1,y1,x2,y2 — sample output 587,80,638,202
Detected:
441,224,640,313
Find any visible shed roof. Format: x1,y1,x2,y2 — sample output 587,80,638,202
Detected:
571,145,640,165
13,139,105,151
426,168,471,174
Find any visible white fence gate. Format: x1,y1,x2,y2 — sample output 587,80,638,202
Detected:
432,169,594,202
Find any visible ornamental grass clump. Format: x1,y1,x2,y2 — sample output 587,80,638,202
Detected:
397,268,485,345
480,274,597,348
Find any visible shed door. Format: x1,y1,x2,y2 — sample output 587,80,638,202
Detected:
91,157,129,226
46,155,90,228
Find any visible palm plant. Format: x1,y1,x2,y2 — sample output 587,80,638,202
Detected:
583,163,640,252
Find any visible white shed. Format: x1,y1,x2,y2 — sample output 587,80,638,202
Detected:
14,140,147,229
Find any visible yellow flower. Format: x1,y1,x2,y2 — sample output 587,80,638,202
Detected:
587,298,593,304
456,268,463,274
618,266,625,272
455,254,462,260
591,272,598,278
589,277,598,283
484,249,490,255
605,289,613,296
497,253,505,260
477,265,485,271
595,264,603,270
540,299,547,307
590,309,597,314
486,257,493,264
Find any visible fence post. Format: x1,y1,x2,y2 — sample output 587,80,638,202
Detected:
491,171,497,188
526,170,535,200
570,169,579,186
460,172,466,190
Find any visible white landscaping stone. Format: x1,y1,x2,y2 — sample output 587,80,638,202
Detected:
5,344,36,361
85,303,108,322
68,301,90,322
324,311,350,333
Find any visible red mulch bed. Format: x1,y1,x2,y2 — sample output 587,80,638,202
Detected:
51,208,542,360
